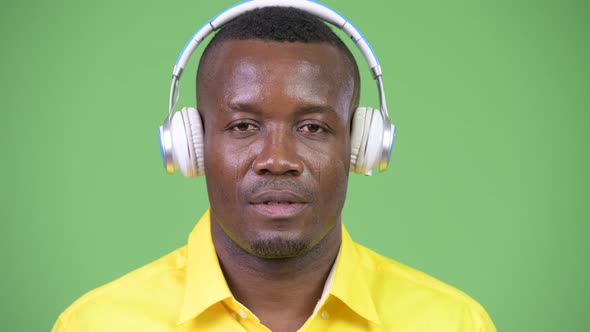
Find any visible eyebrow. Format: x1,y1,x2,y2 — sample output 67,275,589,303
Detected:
226,102,257,113
226,102,338,116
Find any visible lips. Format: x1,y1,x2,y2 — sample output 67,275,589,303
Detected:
249,191,309,218
250,191,307,204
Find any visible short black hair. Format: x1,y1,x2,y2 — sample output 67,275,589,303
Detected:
197,6,360,105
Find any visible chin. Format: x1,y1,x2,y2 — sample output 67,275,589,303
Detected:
247,233,311,259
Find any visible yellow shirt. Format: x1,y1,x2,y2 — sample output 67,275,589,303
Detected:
52,210,496,331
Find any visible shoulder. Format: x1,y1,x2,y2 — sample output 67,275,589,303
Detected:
52,247,188,332
353,242,496,331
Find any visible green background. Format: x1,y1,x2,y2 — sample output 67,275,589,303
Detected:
1,0,588,331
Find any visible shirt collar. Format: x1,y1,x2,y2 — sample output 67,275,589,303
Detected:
177,210,232,325
330,226,381,325
177,210,380,325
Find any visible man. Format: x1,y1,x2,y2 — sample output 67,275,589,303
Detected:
53,6,496,332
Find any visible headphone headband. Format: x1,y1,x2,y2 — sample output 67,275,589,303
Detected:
173,0,380,79
168,1,391,133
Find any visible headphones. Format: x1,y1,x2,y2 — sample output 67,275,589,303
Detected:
158,0,396,177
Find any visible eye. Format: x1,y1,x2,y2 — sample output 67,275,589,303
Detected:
229,122,258,132
298,123,326,134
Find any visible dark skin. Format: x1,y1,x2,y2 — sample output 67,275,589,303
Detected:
197,40,358,332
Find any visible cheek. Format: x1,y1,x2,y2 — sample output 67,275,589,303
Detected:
307,146,350,208
203,135,250,204
203,114,251,177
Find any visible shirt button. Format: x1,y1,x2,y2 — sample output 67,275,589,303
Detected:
238,309,248,318
320,310,330,320
230,312,238,319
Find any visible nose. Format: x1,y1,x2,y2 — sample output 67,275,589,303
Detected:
253,127,304,176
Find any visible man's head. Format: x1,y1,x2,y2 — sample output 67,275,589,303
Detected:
196,7,360,259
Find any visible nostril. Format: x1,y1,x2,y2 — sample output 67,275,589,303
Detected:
252,153,304,176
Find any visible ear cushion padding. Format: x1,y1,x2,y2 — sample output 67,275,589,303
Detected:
170,111,192,177
350,107,374,174
181,107,205,177
363,109,384,175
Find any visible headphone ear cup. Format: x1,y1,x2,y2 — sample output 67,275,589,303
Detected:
350,107,370,173
181,107,205,177
167,107,205,177
350,107,384,175
169,110,192,177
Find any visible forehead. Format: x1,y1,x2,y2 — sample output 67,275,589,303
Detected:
197,40,356,115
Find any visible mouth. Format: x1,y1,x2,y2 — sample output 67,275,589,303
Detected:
261,201,297,205
249,191,309,218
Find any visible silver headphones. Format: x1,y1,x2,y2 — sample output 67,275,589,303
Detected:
158,0,396,177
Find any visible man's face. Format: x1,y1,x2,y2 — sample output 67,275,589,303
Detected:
198,40,356,258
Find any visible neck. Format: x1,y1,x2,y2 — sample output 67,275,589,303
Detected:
210,219,341,331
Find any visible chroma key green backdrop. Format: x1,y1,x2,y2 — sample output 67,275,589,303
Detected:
1,0,588,331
